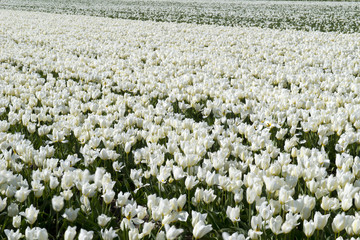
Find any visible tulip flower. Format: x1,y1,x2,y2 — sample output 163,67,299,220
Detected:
193,220,212,239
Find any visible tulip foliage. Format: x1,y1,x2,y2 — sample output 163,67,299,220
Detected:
1,5,360,240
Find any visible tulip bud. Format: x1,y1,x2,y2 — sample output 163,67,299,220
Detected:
52,195,64,212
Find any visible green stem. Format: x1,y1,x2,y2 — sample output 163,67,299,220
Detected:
56,212,59,235
248,203,252,227
1,217,8,232
158,182,162,198
262,221,266,240
106,204,110,215
316,229,319,240
188,190,191,213
156,224,163,236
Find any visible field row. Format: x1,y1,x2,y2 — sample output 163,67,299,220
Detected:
1,0,360,33
1,9,360,240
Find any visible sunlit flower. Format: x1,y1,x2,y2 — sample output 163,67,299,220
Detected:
15,187,31,203
303,219,315,237
165,224,184,240
193,220,212,239
20,204,39,225
314,211,330,230
226,206,240,223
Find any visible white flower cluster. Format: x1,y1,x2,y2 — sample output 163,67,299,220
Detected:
0,0,360,33
1,9,360,240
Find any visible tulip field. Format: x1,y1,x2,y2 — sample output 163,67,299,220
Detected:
1,0,360,33
1,1,360,240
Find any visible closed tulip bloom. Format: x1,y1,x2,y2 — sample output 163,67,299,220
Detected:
303,220,315,237
354,193,360,210
64,226,77,240
79,229,94,240
251,215,263,231
327,175,338,192
226,206,240,223
332,213,347,233
321,196,340,211
12,215,21,228
234,189,243,204
345,215,355,236
7,203,19,217
352,218,360,235
102,190,115,205
61,171,74,190
259,203,273,221
246,187,257,204
193,188,203,204
124,142,132,154
341,198,352,211
279,187,292,205
193,220,212,239
52,195,64,212
32,180,45,198
49,176,59,190
25,227,36,240
205,171,218,187
25,227,48,240
269,216,283,235
6,185,17,198
0,197,7,212
177,194,187,211
37,228,48,240
314,211,330,230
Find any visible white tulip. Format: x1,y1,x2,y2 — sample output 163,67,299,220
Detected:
193,220,212,239
64,226,77,240
20,204,39,225
78,229,94,240
303,219,315,237
314,211,330,230
52,195,64,212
